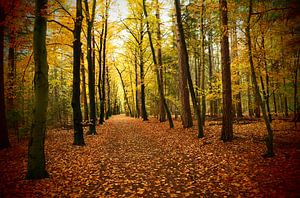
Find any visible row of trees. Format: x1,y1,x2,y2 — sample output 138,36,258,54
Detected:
0,0,299,178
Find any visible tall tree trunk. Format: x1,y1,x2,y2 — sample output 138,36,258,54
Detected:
247,0,274,157
72,0,85,146
0,4,10,149
200,0,206,126
134,49,140,118
220,0,233,142
81,53,89,122
100,1,108,125
98,23,104,124
174,0,203,137
139,13,148,121
208,31,214,117
174,0,193,128
294,50,299,127
7,33,16,117
156,0,166,122
143,0,174,128
84,0,97,134
283,78,289,117
26,0,49,179
247,74,254,117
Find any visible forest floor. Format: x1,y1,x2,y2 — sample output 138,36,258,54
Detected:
0,115,300,197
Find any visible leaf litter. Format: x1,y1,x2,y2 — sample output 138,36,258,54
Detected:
0,115,299,197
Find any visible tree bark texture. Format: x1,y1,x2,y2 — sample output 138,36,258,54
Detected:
220,0,233,142
26,0,49,179
80,53,89,122
72,0,85,146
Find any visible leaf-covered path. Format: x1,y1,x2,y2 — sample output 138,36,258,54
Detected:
1,115,300,197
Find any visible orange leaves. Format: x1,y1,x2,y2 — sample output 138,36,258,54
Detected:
0,116,299,196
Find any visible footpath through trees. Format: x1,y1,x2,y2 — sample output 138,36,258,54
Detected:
0,115,299,196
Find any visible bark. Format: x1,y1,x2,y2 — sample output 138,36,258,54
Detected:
72,0,85,146
100,1,108,125
200,0,206,126
98,23,104,124
84,0,97,134
247,0,274,157
0,4,10,149
134,49,140,118
26,0,49,179
156,0,166,122
220,0,233,142
143,0,174,128
105,65,111,119
174,0,193,128
174,0,203,137
294,51,299,127
81,53,89,122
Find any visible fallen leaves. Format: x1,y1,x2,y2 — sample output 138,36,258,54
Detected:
0,115,299,197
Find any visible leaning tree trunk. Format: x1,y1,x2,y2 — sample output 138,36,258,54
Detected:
143,0,174,128
174,0,203,137
174,0,193,129
247,0,274,157
72,0,85,146
220,0,233,142
156,0,166,122
0,4,10,149
26,0,49,179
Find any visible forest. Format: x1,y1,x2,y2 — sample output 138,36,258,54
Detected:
0,0,299,196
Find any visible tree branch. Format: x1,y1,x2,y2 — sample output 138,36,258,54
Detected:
48,19,73,33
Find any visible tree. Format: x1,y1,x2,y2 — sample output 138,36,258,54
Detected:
26,0,49,179
0,2,10,149
174,0,203,137
220,0,233,142
72,0,85,145
84,0,97,134
143,0,174,128
246,0,273,157
174,0,193,128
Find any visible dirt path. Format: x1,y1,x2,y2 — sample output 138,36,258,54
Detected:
0,115,299,197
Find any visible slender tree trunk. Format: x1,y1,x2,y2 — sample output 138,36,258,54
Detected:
134,49,140,118
220,0,233,142
247,0,274,157
174,0,193,128
84,0,97,134
26,0,49,179
100,1,108,124
0,4,10,149
156,0,166,122
283,78,289,117
208,31,215,117
143,0,174,128
247,74,254,117
80,53,89,122
115,67,133,117
174,0,203,137
106,65,111,119
294,50,299,127
200,0,206,126
98,23,104,124
72,0,85,145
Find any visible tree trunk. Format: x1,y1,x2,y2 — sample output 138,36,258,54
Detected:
81,53,89,122
200,0,206,126
26,0,49,179
72,0,85,146
174,0,203,137
98,23,104,124
143,0,174,128
220,0,233,142
84,0,97,134
106,64,111,119
156,0,166,122
134,49,140,118
100,1,108,124
247,0,274,157
0,4,10,149
115,67,133,117
174,0,193,128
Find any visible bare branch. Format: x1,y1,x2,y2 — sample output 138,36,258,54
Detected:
48,19,73,33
